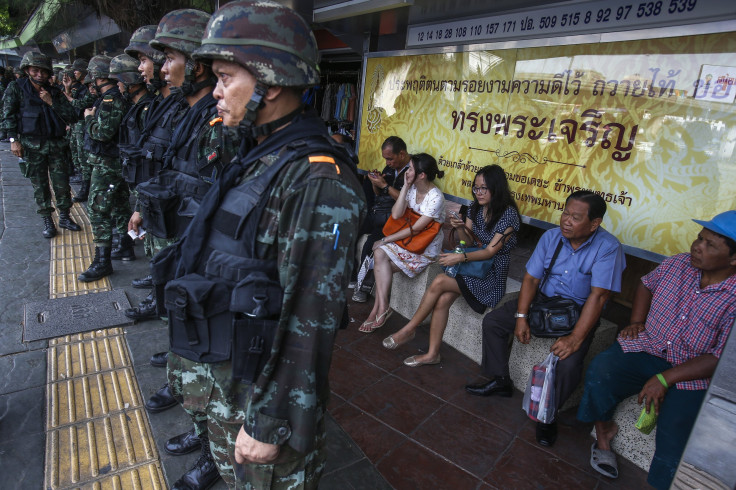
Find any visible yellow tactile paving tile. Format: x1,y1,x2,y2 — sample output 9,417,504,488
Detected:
45,408,160,489
49,328,125,347
45,195,166,488
48,334,131,381
47,367,143,428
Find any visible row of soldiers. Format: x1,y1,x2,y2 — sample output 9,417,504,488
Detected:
3,2,365,489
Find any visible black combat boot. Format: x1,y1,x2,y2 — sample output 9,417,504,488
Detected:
111,233,136,261
73,179,90,203
42,216,57,238
78,246,113,282
172,435,221,490
58,211,81,231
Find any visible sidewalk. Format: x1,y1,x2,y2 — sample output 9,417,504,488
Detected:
0,141,650,489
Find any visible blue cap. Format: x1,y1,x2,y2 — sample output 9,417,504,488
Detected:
693,210,736,242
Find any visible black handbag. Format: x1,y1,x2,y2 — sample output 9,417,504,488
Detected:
528,239,582,338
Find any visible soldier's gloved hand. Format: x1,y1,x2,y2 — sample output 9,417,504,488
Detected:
234,426,279,464
10,140,23,158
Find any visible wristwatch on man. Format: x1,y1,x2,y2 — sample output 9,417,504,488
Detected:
381,184,390,195
514,312,528,318
8,137,15,143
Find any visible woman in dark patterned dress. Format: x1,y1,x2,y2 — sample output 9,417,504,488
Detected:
382,165,520,367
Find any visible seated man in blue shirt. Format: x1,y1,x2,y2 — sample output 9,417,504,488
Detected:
466,190,626,447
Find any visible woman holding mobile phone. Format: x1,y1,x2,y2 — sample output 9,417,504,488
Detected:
359,153,445,333
382,164,520,367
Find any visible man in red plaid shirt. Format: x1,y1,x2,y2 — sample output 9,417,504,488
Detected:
577,210,736,489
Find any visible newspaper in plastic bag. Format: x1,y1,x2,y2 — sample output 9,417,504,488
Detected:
522,352,559,424
355,253,374,293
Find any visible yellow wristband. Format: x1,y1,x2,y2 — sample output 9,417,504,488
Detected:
656,373,668,388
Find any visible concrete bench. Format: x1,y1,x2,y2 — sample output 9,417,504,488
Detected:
368,234,655,472
388,262,522,365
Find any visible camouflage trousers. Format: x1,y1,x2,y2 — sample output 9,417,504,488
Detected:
20,137,73,216
70,122,91,180
88,156,131,246
167,353,326,489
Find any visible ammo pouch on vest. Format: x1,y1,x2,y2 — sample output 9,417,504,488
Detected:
136,180,179,239
120,144,144,186
230,271,282,383
172,173,210,237
150,242,182,317
165,273,232,362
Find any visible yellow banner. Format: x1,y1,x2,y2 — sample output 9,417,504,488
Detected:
358,32,736,257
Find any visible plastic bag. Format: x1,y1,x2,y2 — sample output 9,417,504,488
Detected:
522,353,559,424
355,253,374,294
635,402,657,434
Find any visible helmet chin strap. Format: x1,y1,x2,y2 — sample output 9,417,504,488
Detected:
147,65,165,92
237,82,268,156
95,80,116,91
173,75,216,98
124,84,146,101
236,82,303,155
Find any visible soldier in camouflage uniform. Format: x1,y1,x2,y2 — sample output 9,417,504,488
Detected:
123,24,187,318
77,55,132,282
63,59,97,202
108,53,155,262
160,2,366,488
134,10,239,489
1,52,82,238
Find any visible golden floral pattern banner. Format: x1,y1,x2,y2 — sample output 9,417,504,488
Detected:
358,32,736,258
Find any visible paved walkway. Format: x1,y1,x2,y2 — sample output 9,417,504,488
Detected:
0,141,651,489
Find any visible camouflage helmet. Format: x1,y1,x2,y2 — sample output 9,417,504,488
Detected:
71,58,88,73
88,55,112,79
83,72,93,84
192,0,319,87
20,52,53,72
149,9,210,57
14,66,25,76
110,54,144,85
125,25,165,65
63,63,74,76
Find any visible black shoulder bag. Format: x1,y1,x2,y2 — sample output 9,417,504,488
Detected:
528,239,582,338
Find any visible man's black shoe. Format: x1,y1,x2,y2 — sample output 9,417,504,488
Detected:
172,439,220,490
132,275,153,289
150,351,168,367
465,376,513,397
145,384,177,413
536,421,558,447
165,428,202,456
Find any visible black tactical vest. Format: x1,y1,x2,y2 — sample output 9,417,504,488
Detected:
128,93,188,185
17,78,66,138
156,135,357,382
119,93,154,186
83,86,129,158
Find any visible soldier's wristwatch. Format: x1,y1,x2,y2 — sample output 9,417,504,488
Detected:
514,312,528,318
8,137,15,143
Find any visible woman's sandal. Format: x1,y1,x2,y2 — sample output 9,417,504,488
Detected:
371,308,393,330
359,308,393,334
358,319,376,333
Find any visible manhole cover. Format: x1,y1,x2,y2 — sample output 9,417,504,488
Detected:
23,290,133,341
